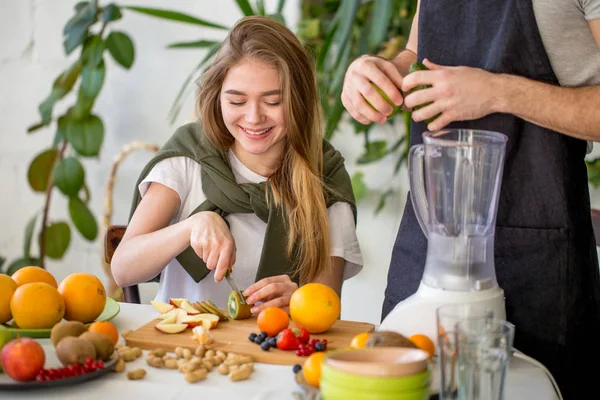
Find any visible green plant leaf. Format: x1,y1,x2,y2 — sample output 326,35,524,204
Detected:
36,61,83,125
255,0,265,15
72,89,95,119
325,91,346,139
74,1,89,12
27,122,46,133
0,256,5,271
6,258,42,276
351,171,368,203
69,197,98,241
27,149,58,192
54,115,68,147
38,88,64,125
66,115,104,156
357,140,388,164
40,222,71,259
276,0,286,14
81,60,105,97
375,189,394,215
235,0,255,16
102,3,122,23
167,40,220,49
63,4,96,55
368,0,394,51
23,214,38,259
587,158,600,187
82,35,104,67
106,31,135,69
316,19,338,70
123,6,228,30
53,157,85,197
64,3,96,35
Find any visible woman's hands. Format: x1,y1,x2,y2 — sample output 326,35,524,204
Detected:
243,275,298,314
188,211,237,283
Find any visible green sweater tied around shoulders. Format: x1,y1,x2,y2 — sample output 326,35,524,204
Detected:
128,121,356,284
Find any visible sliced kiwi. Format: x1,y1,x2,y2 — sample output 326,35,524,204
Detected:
192,301,210,314
367,330,418,349
200,301,229,321
227,291,252,320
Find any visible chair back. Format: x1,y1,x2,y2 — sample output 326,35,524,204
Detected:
105,226,141,304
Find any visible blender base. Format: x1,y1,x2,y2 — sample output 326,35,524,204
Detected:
378,282,506,341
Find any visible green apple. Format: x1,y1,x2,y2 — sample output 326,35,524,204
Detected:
365,82,401,118
407,62,439,124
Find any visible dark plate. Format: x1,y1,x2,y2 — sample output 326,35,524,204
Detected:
0,354,118,391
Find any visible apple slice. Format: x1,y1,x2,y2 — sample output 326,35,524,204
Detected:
181,313,220,329
158,308,179,320
169,298,186,308
151,301,175,314
174,308,188,324
155,323,188,334
159,312,178,325
180,300,200,315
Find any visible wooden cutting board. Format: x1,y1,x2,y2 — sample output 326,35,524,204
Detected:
123,316,375,365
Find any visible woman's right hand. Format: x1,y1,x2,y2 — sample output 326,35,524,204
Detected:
187,211,237,283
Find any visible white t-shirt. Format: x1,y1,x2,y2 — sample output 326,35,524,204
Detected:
139,149,363,308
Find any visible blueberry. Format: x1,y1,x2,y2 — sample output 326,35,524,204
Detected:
260,341,271,351
249,333,257,342
268,337,277,347
315,342,325,352
293,364,302,374
258,331,268,340
254,335,264,344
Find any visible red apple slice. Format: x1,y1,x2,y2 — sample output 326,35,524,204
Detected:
181,313,219,329
169,298,186,308
154,323,188,334
180,300,200,315
151,301,175,314
159,312,178,325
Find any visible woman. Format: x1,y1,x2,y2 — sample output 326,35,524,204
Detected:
111,16,363,314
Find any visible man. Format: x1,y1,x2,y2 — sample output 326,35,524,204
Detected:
341,0,600,398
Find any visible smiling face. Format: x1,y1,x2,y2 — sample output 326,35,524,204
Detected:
220,58,287,175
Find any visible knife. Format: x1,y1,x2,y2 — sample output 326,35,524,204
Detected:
224,268,247,304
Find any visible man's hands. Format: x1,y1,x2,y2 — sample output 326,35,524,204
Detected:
243,274,299,314
188,211,237,283
341,55,405,125
403,59,501,131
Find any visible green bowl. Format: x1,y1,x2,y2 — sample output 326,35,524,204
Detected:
321,379,430,400
321,363,430,393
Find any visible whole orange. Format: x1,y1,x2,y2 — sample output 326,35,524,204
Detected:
88,321,119,345
349,332,371,349
0,274,18,324
289,283,340,334
257,307,289,337
10,282,65,329
58,273,106,323
11,266,57,288
409,333,436,359
303,351,327,388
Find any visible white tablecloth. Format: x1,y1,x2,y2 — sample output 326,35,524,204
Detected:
1,303,558,400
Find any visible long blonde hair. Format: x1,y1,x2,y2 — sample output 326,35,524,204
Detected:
196,16,330,283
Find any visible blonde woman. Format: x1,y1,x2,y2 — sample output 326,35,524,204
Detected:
111,16,363,314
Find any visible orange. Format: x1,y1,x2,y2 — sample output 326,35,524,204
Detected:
58,273,106,323
409,333,436,359
10,282,65,329
88,321,119,345
303,351,327,388
257,307,289,337
0,274,18,324
349,332,371,349
11,266,57,288
289,283,340,334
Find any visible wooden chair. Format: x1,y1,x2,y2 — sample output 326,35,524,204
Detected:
592,208,600,247
104,225,141,304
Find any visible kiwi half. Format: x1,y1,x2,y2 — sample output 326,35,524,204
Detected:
227,291,252,320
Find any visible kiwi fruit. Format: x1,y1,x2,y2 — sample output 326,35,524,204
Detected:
56,336,97,366
50,320,87,347
366,330,418,349
202,300,230,321
79,331,115,361
227,291,252,320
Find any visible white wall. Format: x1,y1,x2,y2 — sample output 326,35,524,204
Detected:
0,0,407,325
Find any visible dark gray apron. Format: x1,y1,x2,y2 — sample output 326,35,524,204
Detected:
382,1,600,397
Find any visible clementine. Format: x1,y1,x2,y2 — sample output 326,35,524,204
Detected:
409,333,436,359
88,321,119,345
289,283,340,334
303,351,327,388
257,307,289,337
10,282,65,329
11,266,57,288
0,274,18,324
58,273,106,323
349,332,371,349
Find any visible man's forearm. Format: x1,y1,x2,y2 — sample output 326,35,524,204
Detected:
494,74,600,141
392,49,418,77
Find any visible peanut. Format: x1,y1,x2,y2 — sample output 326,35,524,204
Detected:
113,358,126,373
164,358,179,369
182,348,193,360
127,369,147,380
213,355,225,365
175,347,186,358
216,350,226,359
229,366,252,382
218,363,230,375
120,349,139,362
241,363,254,372
180,361,203,374
184,368,207,383
146,356,164,368
162,355,177,362
204,349,215,359
202,360,214,371
149,348,167,358
194,345,206,358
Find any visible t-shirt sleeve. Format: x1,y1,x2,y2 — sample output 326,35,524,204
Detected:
138,157,190,205
580,0,600,20
327,202,364,280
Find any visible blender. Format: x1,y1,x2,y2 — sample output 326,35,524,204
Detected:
379,129,508,341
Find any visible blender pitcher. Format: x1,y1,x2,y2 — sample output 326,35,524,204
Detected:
410,129,508,292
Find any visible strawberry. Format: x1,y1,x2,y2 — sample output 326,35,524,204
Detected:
277,328,300,350
292,327,310,344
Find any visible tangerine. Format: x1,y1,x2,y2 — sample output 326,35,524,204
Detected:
257,307,289,337
0,274,18,324
349,332,371,349
303,351,327,388
11,266,57,288
289,283,340,334
409,333,436,359
58,273,106,323
88,321,119,345
10,282,65,329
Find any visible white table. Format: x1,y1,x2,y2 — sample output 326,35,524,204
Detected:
1,303,558,400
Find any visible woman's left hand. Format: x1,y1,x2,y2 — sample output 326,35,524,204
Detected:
242,275,298,314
